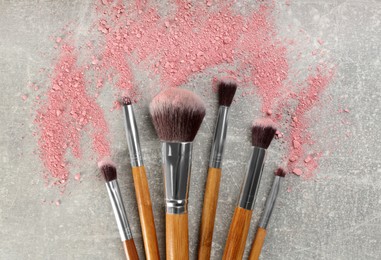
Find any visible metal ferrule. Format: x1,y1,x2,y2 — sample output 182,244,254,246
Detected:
123,103,143,167
258,176,282,229
238,147,267,210
209,106,229,169
105,180,133,241
162,142,192,214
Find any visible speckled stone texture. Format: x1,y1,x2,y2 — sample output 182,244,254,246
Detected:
0,0,380,259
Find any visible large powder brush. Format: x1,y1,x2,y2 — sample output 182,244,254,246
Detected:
150,87,206,260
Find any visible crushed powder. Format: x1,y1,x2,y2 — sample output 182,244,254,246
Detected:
35,44,110,188
34,0,335,189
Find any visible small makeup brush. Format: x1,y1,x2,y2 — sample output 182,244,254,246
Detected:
122,97,160,260
222,119,276,260
98,159,139,260
150,87,206,260
198,81,237,260
249,168,286,260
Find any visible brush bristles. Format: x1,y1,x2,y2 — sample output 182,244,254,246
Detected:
122,96,132,106
251,119,277,149
218,81,237,107
275,168,286,177
98,158,117,182
150,88,206,142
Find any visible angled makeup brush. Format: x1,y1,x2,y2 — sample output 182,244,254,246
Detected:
150,87,206,260
198,81,237,260
249,168,286,260
122,97,160,260
222,119,276,260
98,158,139,260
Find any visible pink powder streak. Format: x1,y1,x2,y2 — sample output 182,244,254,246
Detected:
286,66,335,178
97,1,287,96
35,44,110,188
34,0,336,190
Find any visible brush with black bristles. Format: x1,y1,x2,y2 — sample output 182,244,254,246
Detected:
122,97,160,260
223,119,277,260
198,80,237,260
150,87,206,260
98,158,139,260
248,167,286,260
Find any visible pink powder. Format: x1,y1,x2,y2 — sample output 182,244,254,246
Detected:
34,0,335,191
285,66,334,178
292,168,302,176
35,44,110,188
74,173,81,181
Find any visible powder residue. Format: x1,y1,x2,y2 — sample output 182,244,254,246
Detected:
35,44,110,188
286,66,335,178
34,0,336,189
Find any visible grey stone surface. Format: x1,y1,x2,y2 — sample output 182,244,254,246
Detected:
0,0,380,259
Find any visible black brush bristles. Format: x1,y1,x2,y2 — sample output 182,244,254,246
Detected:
98,159,117,182
122,96,132,106
275,168,286,177
150,88,206,142
251,119,277,149
218,81,237,107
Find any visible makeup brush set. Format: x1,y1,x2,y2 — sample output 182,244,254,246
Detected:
98,82,286,260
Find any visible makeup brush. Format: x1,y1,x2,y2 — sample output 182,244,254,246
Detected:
150,87,206,260
249,168,286,260
122,97,160,260
98,158,139,260
198,81,237,260
222,119,276,260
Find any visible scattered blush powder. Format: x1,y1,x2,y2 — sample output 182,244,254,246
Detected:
35,44,110,189
34,0,337,191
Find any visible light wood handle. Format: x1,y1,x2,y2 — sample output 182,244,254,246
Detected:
166,213,189,260
248,227,267,260
131,166,160,260
198,167,222,260
123,239,139,260
222,207,253,260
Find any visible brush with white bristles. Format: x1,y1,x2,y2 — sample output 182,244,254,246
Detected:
223,119,277,260
198,81,237,260
98,158,139,260
150,87,206,260
249,167,286,260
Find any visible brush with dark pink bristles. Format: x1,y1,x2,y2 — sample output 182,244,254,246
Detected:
223,119,277,260
98,158,139,260
150,87,206,260
198,80,237,260
248,167,286,260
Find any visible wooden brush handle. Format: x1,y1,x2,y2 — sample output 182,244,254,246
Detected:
222,207,253,260
123,239,139,260
248,227,267,260
166,213,189,260
198,167,222,260
131,166,160,260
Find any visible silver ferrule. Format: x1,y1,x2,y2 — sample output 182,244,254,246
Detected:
105,180,133,241
258,176,282,229
209,106,229,168
162,142,192,214
123,104,143,167
238,147,267,210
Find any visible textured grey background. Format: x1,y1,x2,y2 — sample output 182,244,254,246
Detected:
1,0,380,259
